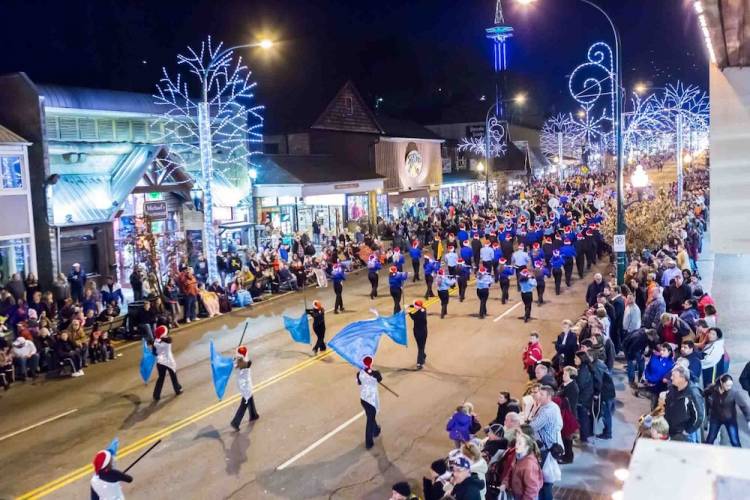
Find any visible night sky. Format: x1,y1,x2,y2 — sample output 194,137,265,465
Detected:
0,0,708,131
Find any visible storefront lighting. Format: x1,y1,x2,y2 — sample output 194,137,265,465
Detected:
683,153,692,164
631,164,649,188
388,191,399,196
248,167,257,180
477,162,485,172
614,468,630,482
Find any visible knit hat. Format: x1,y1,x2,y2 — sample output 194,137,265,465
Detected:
450,454,472,470
154,325,168,339
392,482,411,496
93,450,112,473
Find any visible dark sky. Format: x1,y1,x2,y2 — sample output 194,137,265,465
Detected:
0,0,708,131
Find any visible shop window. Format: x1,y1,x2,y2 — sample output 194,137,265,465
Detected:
346,194,369,221
0,156,23,189
0,237,30,285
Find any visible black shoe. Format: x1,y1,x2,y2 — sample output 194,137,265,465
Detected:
416,364,423,370
231,423,240,431
374,427,381,438
596,433,612,440
175,388,183,395
365,443,374,449
153,396,160,402
250,414,260,421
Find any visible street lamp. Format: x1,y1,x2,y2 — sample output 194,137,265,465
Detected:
477,161,489,204
517,0,626,284
630,164,649,188
634,82,648,95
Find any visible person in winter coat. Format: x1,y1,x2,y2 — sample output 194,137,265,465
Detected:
230,345,259,430
701,327,726,388
678,341,702,383
490,392,521,427
151,325,182,401
622,294,642,337
446,455,485,500
665,365,705,443
500,432,543,500
54,330,84,377
90,448,133,500
522,332,543,379
555,319,579,367
644,343,676,406
447,404,474,448
557,366,580,463
462,441,488,499
306,300,327,354
423,459,450,500
585,273,605,307
623,328,649,388
704,374,750,447
643,289,666,330
574,350,596,443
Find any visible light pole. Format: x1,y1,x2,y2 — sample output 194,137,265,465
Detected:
482,94,526,206
517,0,625,284
196,39,272,281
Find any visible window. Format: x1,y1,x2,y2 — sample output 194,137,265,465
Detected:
344,96,354,116
0,237,30,285
264,143,279,154
0,156,23,189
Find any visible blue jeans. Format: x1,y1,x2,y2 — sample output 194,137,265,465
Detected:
627,356,645,383
539,482,554,500
706,419,742,447
600,398,615,437
15,354,40,378
183,295,197,321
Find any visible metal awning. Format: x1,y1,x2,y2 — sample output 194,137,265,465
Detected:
701,0,750,68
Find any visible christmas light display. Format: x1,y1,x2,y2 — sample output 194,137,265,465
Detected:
568,41,616,148
155,36,264,282
540,113,579,161
457,116,508,158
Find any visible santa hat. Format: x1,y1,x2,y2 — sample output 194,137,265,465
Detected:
564,238,572,245
492,242,499,248
532,242,540,249
553,249,561,255
535,260,544,268
389,266,398,273
437,268,445,275
236,345,249,361
313,300,323,310
479,266,487,273
585,230,593,236
413,300,424,309
520,269,531,277
93,450,112,473
447,245,454,251
368,254,376,260
473,234,479,239
463,240,470,246
154,325,168,339
362,356,373,369
564,226,572,232
505,234,512,240
577,234,585,240
412,241,419,248
499,258,507,264
393,247,400,252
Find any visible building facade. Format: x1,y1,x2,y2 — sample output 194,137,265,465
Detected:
0,124,36,286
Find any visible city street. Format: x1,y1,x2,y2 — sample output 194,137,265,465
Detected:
0,265,603,499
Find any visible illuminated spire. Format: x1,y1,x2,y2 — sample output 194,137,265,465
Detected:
495,0,505,25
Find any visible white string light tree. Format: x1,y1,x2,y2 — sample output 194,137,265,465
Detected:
155,36,264,283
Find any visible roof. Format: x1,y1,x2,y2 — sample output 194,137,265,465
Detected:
37,84,164,115
702,0,749,68
255,154,384,185
374,114,443,140
0,124,29,144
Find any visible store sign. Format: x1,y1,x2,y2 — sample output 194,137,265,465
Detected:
405,150,423,178
144,201,168,220
334,182,359,190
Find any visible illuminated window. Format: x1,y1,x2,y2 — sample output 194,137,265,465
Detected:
0,156,23,189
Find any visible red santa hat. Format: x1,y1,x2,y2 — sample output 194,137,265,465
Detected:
437,268,445,275
463,240,470,246
479,266,487,273
362,355,373,369
499,257,507,264
412,241,419,248
505,234,512,240
313,300,323,310
413,300,424,309
564,226,572,232
447,245,454,251
532,242,540,249
93,450,112,473
577,233,585,240
492,242,499,248
520,269,531,277
564,238,572,245
393,247,400,252
457,257,464,264
236,345,249,361
368,254,377,260
585,229,593,236
389,265,398,273
154,325,168,339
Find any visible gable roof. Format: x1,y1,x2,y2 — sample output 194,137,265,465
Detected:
374,114,443,141
0,124,29,145
37,84,164,115
311,81,383,134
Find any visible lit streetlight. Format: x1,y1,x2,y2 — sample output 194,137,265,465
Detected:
515,93,527,105
630,164,649,189
634,82,648,95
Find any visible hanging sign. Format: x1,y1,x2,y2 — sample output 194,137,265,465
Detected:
144,201,168,220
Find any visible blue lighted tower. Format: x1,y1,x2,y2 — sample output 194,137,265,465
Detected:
486,0,513,117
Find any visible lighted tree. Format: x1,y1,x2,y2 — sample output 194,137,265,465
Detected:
540,113,580,161
155,36,264,282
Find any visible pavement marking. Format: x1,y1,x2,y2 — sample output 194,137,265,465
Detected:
277,411,365,471
493,302,522,322
0,408,79,443
16,350,334,500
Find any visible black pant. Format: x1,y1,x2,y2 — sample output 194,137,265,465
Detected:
458,277,467,301
561,436,574,463
411,260,420,281
313,326,326,353
576,255,585,279
231,396,259,427
368,272,379,299
448,266,457,277
586,248,596,268
414,331,427,365
553,268,562,294
563,260,574,286
536,281,545,305
154,364,181,400
515,267,524,291
390,287,402,314
499,278,510,304
334,281,344,312
361,399,380,448
424,275,434,298
438,289,450,317
521,291,533,322
477,288,489,318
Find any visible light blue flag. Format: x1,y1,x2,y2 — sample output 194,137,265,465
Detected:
106,437,119,457
329,319,383,369
139,339,156,384
210,339,234,400
283,311,311,344
379,311,408,346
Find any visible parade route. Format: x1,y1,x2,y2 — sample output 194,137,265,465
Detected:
1,264,605,499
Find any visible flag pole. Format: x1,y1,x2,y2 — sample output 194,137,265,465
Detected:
379,380,400,398
123,439,162,473
237,320,249,348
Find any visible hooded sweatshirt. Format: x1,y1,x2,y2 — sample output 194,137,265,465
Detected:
452,473,485,500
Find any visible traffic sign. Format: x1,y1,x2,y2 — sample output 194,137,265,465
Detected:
613,234,626,252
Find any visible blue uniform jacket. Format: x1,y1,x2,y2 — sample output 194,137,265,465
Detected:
551,255,564,269
389,273,408,288
409,247,422,260
560,245,576,261
476,274,493,289
460,246,473,262
520,277,537,293
332,269,346,283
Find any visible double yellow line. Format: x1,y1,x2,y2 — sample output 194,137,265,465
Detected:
17,350,333,499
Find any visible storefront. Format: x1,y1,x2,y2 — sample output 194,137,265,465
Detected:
0,124,36,285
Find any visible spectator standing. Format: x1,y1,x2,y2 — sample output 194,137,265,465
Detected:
704,374,750,447
178,267,199,323
665,365,705,443
67,263,86,303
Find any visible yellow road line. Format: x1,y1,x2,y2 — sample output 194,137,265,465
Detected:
18,277,478,499
17,350,333,500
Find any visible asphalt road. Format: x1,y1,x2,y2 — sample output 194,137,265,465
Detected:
0,263,604,500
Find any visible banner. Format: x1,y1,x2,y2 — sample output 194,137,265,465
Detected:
209,340,234,400
139,339,156,384
283,311,311,344
329,319,383,370
379,311,408,346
